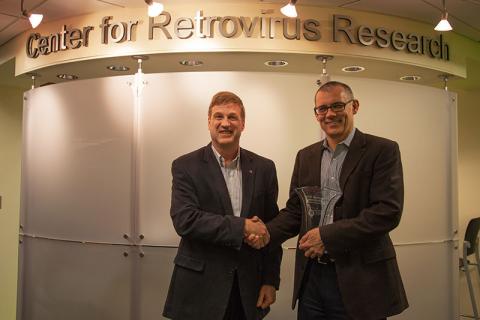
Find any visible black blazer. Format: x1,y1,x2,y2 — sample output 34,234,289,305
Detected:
163,144,282,320
268,129,408,320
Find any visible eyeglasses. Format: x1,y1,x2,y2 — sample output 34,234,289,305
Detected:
313,99,354,115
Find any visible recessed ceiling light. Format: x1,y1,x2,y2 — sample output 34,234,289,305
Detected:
342,66,365,73
179,60,203,67
400,75,421,81
56,74,78,80
107,65,130,71
264,60,288,67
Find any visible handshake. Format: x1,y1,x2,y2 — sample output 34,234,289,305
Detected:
243,216,270,249
243,216,326,258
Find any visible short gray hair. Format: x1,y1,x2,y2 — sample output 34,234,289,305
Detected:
315,81,354,103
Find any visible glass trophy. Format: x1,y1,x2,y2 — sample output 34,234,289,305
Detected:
295,185,342,230
295,186,323,231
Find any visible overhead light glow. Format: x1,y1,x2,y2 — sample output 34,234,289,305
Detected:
280,3,297,18
28,13,43,28
434,14,453,31
147,1,164,17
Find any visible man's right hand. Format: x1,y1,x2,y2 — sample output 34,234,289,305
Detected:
244,216,270,249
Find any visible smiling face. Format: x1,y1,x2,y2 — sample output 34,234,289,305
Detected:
315,85,359,145
208,102,245,151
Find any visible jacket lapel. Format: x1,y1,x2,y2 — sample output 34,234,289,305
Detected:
240,148,254,218
202,144,234,216
340,129,367,190
314,143,326,186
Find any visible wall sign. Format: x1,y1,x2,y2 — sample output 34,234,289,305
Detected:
25,11,450,61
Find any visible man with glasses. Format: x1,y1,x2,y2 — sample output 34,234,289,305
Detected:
248,81,408,319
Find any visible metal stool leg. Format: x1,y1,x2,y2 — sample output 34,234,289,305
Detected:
475,237,480,280
465,241,480,320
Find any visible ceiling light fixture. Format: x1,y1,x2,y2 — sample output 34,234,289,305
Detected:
434,0,453,31
316,55,333,86
145,0,164,17
280,0,298,18
130,56,148,98
26,72,39,89
21,0,43,29
264,60,288,67
179,60,203,67
132,55,149,61
57,74,78,80
342,66,365,73
400,75,421,81
438,74,450,91
107,65,130,72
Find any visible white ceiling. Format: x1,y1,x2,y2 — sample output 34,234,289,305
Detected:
0,0,479,47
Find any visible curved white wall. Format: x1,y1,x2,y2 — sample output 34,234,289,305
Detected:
19,72,458,319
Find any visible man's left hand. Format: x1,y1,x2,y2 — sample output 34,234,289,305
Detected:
256,285,276,309
298,228,325,259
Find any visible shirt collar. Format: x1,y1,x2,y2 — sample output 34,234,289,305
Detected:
323,127,356,150
211,145,241,169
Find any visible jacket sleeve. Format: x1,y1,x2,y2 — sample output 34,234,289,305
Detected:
321,141,404,256
170,159,245,250
266,151,304,247
260,161,283,289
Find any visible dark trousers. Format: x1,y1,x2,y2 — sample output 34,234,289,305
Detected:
298,261,386,320
298,261,351,320
223,272,246,320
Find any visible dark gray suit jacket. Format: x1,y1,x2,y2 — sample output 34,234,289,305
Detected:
163,144,282,320
268,129,408,320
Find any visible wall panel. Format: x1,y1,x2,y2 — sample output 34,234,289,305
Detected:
20,72,458,319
